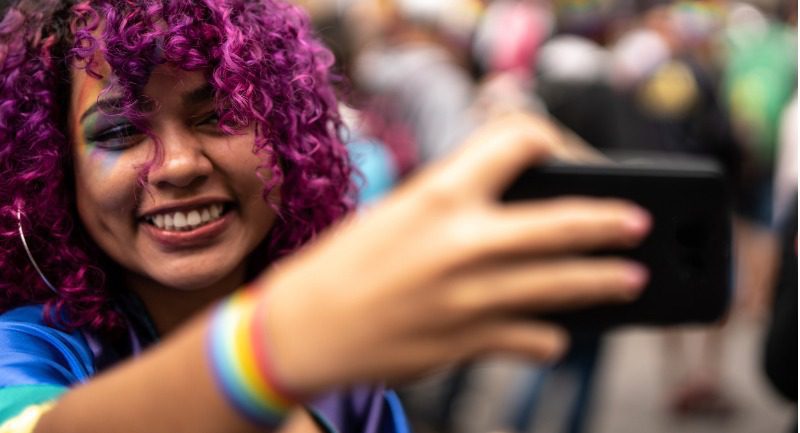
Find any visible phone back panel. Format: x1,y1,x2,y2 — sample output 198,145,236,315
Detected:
501,158,732,331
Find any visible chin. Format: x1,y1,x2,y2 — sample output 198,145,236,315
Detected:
130,246,254,296
153,265,243,293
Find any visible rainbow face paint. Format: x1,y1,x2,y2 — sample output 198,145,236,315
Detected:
79,113,130,172
71,67,130,174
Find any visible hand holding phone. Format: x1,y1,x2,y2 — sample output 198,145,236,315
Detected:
502,153,733,331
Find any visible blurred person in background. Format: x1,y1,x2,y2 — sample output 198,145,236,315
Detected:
351,0,482,168
763,93,797,433
717,2,796,421
721,0,797,319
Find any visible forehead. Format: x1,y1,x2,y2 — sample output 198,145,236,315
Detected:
69,51,112,118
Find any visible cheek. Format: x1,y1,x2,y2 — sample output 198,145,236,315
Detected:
73,147,139,223
214,136,279,225
216,133,274,191
87,146,125,174
75,126,126,175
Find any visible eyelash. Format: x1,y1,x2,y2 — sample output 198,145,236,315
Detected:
87,111,222,150
194,111,221,128
87,123,143,150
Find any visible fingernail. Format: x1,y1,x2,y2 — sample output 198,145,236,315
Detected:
624,262,650,290
546,329,569,362
624,207,652,235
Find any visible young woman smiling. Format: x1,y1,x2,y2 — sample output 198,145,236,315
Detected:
0,0,652,432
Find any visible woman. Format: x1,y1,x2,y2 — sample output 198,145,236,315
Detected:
0,0,652,432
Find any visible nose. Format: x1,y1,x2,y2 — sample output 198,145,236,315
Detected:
146,128,213,189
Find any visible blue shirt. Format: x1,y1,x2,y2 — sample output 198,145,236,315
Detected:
0,304,409,433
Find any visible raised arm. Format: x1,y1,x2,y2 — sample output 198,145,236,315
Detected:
33,114,650,433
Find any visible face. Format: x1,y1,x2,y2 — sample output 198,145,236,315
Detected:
70,63,277,292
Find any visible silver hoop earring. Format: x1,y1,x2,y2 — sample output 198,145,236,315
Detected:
16,208,59,294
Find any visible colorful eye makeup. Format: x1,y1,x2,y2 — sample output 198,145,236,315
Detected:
82,114,144,151
72,76,131,172
78,114,132,172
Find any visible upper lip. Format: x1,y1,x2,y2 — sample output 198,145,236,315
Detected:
138,197,231,220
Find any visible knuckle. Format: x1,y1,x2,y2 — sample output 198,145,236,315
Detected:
440,296,477,326
426,285,479,328
450,278,501,316
416,177,462,211
441,211,490,260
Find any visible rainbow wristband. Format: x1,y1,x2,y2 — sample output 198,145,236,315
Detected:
207,289,300,427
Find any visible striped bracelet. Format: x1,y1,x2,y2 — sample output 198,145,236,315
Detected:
207,289,300,427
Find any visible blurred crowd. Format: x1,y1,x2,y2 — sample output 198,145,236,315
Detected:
294,0,796,432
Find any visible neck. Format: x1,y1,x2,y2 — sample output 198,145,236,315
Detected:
124,265,246,336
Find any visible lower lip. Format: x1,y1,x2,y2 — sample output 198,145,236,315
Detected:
142,212,232,250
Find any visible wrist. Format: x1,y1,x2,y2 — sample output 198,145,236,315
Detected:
206,288,304,427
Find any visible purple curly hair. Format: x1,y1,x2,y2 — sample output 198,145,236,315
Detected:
0,0,353,336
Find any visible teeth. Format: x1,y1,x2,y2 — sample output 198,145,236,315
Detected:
187,210,201,227
173,212,187,229
146,204,226,232
210,204,221,219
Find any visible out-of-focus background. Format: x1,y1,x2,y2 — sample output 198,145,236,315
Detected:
292,0,797,431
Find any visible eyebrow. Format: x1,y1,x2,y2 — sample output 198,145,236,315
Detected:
79,83,215,123
79,96,125,123
182,83,215,107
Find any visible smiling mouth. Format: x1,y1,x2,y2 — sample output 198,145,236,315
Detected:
143,203,230,232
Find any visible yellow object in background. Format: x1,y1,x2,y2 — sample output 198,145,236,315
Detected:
637,60,699,119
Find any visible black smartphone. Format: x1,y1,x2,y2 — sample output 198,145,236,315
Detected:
501,152,733,331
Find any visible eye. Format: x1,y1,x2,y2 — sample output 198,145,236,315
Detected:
195,111,221,128
193,110,236,136
86,122,145,150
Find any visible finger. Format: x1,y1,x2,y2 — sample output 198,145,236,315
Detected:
449,257,649,316
481,197,652,256
436,113,569,197
463,319,569,362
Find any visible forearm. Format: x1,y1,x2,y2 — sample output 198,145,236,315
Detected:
33,313,277,433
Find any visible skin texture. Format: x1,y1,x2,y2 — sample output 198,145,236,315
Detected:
38,66,652,433
70,65,277,334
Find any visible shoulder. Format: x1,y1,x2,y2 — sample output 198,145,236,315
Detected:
0,305,95,387
0,305,97,425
